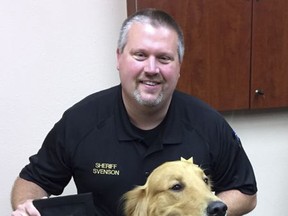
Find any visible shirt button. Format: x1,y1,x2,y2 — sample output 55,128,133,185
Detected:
145,171,150,177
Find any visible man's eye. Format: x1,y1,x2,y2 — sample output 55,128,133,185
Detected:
159,56,172,64
133,52,146,61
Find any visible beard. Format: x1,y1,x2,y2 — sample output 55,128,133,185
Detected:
133,89,164,107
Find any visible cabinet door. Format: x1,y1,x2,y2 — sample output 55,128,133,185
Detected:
127,0,252,111
251,0,288,109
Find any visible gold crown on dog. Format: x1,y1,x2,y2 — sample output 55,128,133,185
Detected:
180,157,194,164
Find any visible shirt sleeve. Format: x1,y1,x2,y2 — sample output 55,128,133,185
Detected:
210,120,257,195
19,118,72,195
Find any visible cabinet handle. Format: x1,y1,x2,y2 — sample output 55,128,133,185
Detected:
255,89,265,95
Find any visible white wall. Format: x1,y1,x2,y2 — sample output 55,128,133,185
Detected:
0,1,287,215
0,1,125,215
223,109,288,215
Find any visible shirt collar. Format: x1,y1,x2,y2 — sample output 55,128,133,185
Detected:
115,88,183,145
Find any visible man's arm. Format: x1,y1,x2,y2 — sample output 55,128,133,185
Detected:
11,177,49,216
217,189,257,216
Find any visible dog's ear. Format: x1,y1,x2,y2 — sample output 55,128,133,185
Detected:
123,185,149,216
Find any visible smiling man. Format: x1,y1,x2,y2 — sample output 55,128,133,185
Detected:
11,9,257,216
117,20,181,130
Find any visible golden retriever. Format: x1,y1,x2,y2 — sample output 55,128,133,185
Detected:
123,158,227,216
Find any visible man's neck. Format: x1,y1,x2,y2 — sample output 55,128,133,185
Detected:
123,96,171,130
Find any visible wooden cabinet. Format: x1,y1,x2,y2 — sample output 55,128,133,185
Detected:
127,0,288,111
251,0,288,109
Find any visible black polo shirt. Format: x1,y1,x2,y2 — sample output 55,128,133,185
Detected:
20,85,257,216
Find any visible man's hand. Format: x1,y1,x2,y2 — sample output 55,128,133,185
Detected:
11,199,41,216
11,177,49,216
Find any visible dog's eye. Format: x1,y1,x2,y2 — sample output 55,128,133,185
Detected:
170,183,184,191
203,177,209,185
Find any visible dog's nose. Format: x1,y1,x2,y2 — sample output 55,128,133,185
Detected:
207,201,227,216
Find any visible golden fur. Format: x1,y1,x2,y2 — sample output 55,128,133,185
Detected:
123,160,226,216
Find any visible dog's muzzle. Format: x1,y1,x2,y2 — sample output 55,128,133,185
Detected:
206,201,227,216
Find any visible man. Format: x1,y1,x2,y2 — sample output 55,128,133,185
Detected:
11,9,257,216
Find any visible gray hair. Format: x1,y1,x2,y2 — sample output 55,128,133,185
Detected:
117,8,185,63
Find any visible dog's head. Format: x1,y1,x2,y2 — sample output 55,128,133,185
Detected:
123,159,227,216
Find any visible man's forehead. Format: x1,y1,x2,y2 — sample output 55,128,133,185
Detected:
127,22,178,42
126,24,178,53
131,21,174,31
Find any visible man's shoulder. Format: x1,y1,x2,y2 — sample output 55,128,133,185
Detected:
61,85,120,124
73,85,119,108
68,85,119,111
172,90,227,127
172,90,233,146
173,90,218,115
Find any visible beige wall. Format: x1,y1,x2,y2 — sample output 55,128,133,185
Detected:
0,1,287,215
223,109,288,215
0,1,125,214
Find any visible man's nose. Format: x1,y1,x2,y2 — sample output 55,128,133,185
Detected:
144,57,160,74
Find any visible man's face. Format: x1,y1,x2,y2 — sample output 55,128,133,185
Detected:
117,22,181,107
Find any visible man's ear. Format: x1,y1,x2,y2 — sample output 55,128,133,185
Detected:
116,48,121,70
